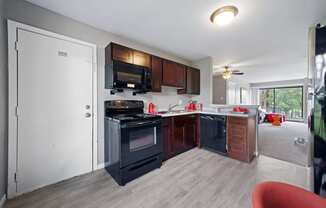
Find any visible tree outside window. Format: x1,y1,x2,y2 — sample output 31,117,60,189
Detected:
259,86,303,121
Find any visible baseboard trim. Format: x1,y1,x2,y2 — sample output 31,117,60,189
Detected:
96,162,110,170
0,194,6,208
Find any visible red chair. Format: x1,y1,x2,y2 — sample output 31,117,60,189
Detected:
252,182,326,208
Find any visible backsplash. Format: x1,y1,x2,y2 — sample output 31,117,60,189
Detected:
105,86,198,110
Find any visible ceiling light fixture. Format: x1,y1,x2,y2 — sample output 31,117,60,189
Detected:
222,66,232,80
210,5,239,26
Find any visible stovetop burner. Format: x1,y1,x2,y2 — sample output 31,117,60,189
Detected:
105,100,161,122
112,115,136,121
110,113,161,122
135,114,160,119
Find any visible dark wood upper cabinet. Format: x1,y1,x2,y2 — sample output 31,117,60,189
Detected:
176,64,186,88
107,43,133,64
162,60,186,88
178,67,200,95
151,56,163,92
187,67,200,94
133,50,151,68
106,43,150,68
106,42,198,95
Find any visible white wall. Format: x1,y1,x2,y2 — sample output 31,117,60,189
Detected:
4,0,212,165
226,79,250,105
212,75,227,104
250,88,259,105
192,57,213,106
0,0,7,200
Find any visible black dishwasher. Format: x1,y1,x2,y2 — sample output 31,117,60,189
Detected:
200,114,227,155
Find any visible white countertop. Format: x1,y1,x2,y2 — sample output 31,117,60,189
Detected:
157,110,255,118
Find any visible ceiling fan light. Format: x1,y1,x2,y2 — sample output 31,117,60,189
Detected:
222,70,231,80
210,6,238,26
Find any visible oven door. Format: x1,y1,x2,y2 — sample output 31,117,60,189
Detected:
120,119,162,168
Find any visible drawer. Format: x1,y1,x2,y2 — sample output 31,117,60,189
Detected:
228,117,247,125
228,141,246,153
228,134,245,144
162,118,172,126
229,125,247,136
173,115,197,127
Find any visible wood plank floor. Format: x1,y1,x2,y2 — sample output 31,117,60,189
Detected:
5,148,310,208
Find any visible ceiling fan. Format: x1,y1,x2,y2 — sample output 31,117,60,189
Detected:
221,66,244,80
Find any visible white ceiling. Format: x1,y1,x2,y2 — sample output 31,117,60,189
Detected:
26,0,326,83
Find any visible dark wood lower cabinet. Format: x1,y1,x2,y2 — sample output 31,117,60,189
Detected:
163,115,198,160
162,118,173,160
227,116,256,163
184,118,197,149
163,114,256,163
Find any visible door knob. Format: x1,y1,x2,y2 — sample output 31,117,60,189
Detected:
85,113,92,118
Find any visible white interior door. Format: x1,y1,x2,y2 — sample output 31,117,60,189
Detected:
17,29,94,194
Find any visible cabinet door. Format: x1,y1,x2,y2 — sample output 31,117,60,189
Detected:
175,63,186,88
162,60,186,88
184,115,197,149
178,67,200,95
162,60,176,86
111,43,133,64
151,56,163,92
163,115,198,160
173,117,186,154
162,118,173,160
133,50,151,68
187,67,200,94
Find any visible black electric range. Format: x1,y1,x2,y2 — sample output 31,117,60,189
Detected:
104,100,163,185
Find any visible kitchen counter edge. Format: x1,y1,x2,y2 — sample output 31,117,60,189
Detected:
158,111,256,118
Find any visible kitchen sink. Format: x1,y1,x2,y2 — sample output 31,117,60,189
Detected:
157,110,187,114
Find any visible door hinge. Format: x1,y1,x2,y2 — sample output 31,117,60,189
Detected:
14,173,18,183
15,106,20,117
15,41,19,51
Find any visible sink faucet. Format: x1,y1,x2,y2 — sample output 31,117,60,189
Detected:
168,104,179,112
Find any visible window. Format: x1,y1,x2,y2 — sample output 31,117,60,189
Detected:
240,87,249,104
259,86,303,121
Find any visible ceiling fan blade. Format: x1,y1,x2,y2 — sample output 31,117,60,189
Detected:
232,72,244,75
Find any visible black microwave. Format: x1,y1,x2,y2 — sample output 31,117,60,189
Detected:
105,61,152,91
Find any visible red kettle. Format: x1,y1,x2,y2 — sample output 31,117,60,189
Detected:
148,102,155,113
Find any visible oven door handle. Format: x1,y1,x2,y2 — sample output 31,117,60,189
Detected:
122,120,161,128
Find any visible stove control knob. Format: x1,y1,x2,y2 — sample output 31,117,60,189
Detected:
85,113,92,118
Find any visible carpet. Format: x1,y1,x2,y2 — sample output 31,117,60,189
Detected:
259,121,311,166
